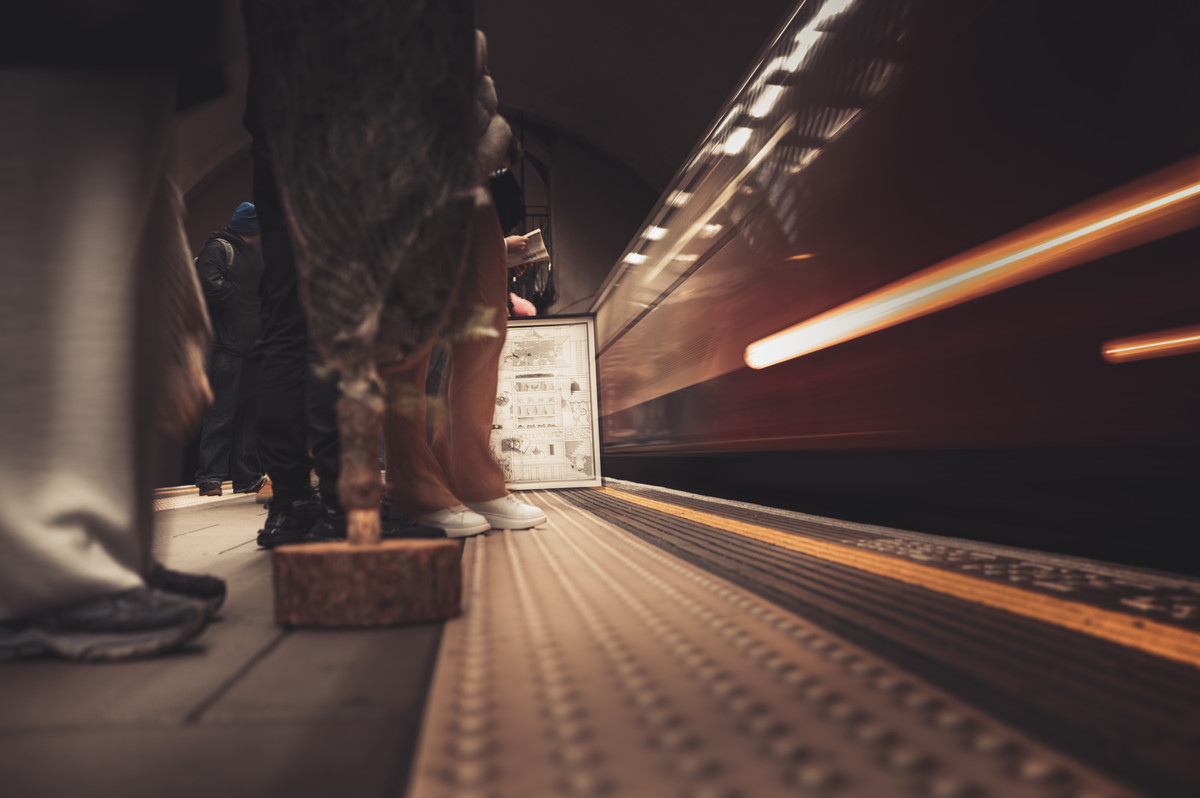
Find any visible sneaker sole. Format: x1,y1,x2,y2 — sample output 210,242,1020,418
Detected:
0,612,207,662
197,593,225,620
440,521,492,538
475,513,547,531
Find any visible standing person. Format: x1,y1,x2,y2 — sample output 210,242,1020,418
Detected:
241,9,441,546
507,234,539,317
0,3,225,659
241,85,343,543
194,203,267,497
487,147,538,318
382,30,546,537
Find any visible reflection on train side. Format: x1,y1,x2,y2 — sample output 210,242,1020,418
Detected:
591,0,1200,453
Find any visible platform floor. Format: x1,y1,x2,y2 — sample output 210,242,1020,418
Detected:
3,481,1197,797
0,486,441,798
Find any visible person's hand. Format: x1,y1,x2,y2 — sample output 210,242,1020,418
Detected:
506,235,531,276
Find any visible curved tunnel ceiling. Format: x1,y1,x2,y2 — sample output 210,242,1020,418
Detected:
476,0,797,193
178,1,798,246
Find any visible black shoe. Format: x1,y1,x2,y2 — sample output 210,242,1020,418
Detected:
234,475,267,495
314,502,446,540
256,497,338,549
145,563,226,618
197,481,222,497
381,503,446,539
0,587,208,662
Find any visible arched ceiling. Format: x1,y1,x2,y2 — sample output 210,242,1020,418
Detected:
476,0,797,193
177,0,798,243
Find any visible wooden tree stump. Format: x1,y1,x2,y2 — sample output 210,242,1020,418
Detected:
273,539,461,627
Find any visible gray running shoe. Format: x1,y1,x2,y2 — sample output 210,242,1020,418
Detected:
0,587,209,662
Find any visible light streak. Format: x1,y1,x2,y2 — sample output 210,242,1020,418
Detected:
1102,324,1200,363
745,161,1200,370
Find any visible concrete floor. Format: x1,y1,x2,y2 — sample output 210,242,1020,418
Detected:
0,491,443,798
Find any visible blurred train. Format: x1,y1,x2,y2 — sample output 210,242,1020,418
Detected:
588,0,1200,569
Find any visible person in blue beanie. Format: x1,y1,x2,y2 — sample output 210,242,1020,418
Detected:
193,202,268,498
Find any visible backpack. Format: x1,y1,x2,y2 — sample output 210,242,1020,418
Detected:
195,238,235,271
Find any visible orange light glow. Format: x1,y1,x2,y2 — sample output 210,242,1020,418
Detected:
1102,324,1200,363
745,157,1200,369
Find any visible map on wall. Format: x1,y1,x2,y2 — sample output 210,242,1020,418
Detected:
490,316,601,489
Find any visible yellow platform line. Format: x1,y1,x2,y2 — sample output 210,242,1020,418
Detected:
154,482,231,497
599,486,1200,670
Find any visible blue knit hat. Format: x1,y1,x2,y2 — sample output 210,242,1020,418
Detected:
228,202,259,236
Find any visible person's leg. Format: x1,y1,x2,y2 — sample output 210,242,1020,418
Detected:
437,206,514,503
435,204,545,530
249,154,336,546
194,351,241,491
230,353,264,492
136,147,229,622
305,346,341,509
382,340,489,538
252,153,317,507
382,344,460,516
0,70,207,656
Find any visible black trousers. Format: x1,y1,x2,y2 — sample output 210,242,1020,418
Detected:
194,350,262,490
252,152,341,509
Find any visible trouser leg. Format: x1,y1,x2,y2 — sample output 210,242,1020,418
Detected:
194,351,240,485
382,344,461,516
435,205,509,504
0,70,174,619
230,354,262,490
252,153,319,506
305,354,341,509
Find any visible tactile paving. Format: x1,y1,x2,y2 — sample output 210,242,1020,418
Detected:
407,490,1134,797
152,484,244,512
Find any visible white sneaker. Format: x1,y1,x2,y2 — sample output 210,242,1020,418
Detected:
418,506,491,538
464,494,547,530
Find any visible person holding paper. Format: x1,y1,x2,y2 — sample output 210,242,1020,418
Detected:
380,30,546,537
506,234,538,317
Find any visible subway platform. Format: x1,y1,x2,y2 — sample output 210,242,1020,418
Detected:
2,479,1198,798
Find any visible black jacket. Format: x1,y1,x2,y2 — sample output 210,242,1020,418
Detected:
195,230,264,357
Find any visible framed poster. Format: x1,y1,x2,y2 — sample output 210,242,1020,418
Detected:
490,315,601,489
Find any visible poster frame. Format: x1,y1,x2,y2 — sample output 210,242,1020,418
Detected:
492,313,603,490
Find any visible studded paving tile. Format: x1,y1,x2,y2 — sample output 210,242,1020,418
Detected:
407,490,1134,798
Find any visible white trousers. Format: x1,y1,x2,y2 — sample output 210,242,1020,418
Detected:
0,70,177,619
